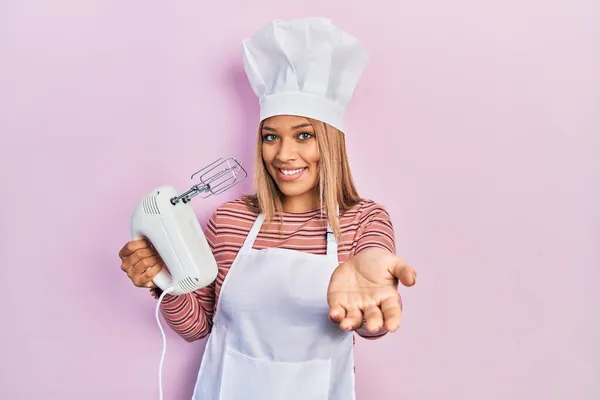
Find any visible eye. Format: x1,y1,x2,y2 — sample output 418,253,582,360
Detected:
297,132,313,140
262,134,278,141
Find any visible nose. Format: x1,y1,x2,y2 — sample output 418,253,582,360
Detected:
276,137,297,163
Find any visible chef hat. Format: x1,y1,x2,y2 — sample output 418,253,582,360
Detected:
241,17,369,133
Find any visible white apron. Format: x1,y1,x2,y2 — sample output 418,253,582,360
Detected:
191,213,355,400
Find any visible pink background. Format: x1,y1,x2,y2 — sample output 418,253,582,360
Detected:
1,1,598,399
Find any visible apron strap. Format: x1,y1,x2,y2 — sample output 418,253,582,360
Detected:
241,213,265,251
326,203,339,260
326,222,338,260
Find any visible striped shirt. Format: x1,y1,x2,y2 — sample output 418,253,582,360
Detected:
157,197,396,342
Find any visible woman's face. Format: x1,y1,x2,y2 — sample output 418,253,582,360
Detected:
261,115,320,209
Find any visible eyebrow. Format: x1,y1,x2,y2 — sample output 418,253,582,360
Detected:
262,123,312,132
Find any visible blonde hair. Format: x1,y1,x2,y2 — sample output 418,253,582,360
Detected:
243,117,362,240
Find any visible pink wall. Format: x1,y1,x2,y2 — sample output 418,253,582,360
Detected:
1,1,598,399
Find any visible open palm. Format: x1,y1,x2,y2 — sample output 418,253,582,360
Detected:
327,248,417,333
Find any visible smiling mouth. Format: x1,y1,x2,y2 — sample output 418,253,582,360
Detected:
279,168,306,176
276,167,307,181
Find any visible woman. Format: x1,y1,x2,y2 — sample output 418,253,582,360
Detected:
119,17,416,400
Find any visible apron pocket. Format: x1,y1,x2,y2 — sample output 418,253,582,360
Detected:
219,347,331,400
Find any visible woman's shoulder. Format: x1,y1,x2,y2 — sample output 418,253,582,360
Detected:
341,198,392,221
211,195,259,225
339,198,396,255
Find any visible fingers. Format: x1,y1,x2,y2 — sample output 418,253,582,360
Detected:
330,294,396,333
329,292,365,331
141,261,165,288
143,261,164,280
128,249,159,273
328,303,346,324
340,306,363,331
120,246,155,269
331,297,402,334
391,258,417,287
362,304,384,333
118,238,151,260
119,239,163,288
129,255,163,287
380,295,402,332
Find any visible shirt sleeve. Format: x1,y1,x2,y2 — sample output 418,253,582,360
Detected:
353,202,396,255
154,209,220,342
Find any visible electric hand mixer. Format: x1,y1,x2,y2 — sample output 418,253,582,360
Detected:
129,157,247,399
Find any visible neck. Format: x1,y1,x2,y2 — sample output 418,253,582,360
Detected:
281,192,320,213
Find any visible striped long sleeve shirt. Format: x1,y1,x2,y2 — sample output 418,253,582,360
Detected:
155,197,397,342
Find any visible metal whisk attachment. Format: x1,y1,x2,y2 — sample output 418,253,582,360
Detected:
170,157,248,205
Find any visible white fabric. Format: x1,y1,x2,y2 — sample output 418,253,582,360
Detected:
242,17,369,133
192,213,355,399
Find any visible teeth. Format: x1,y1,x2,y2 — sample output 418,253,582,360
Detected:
281,168,304,176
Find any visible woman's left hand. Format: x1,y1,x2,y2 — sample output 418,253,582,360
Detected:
327,247,417,334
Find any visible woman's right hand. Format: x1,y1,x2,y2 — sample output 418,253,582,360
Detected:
118,238,165,288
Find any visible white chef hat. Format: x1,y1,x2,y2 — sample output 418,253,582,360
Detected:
241,17,369,133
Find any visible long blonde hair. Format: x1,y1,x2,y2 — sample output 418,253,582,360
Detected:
243,117,362,240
